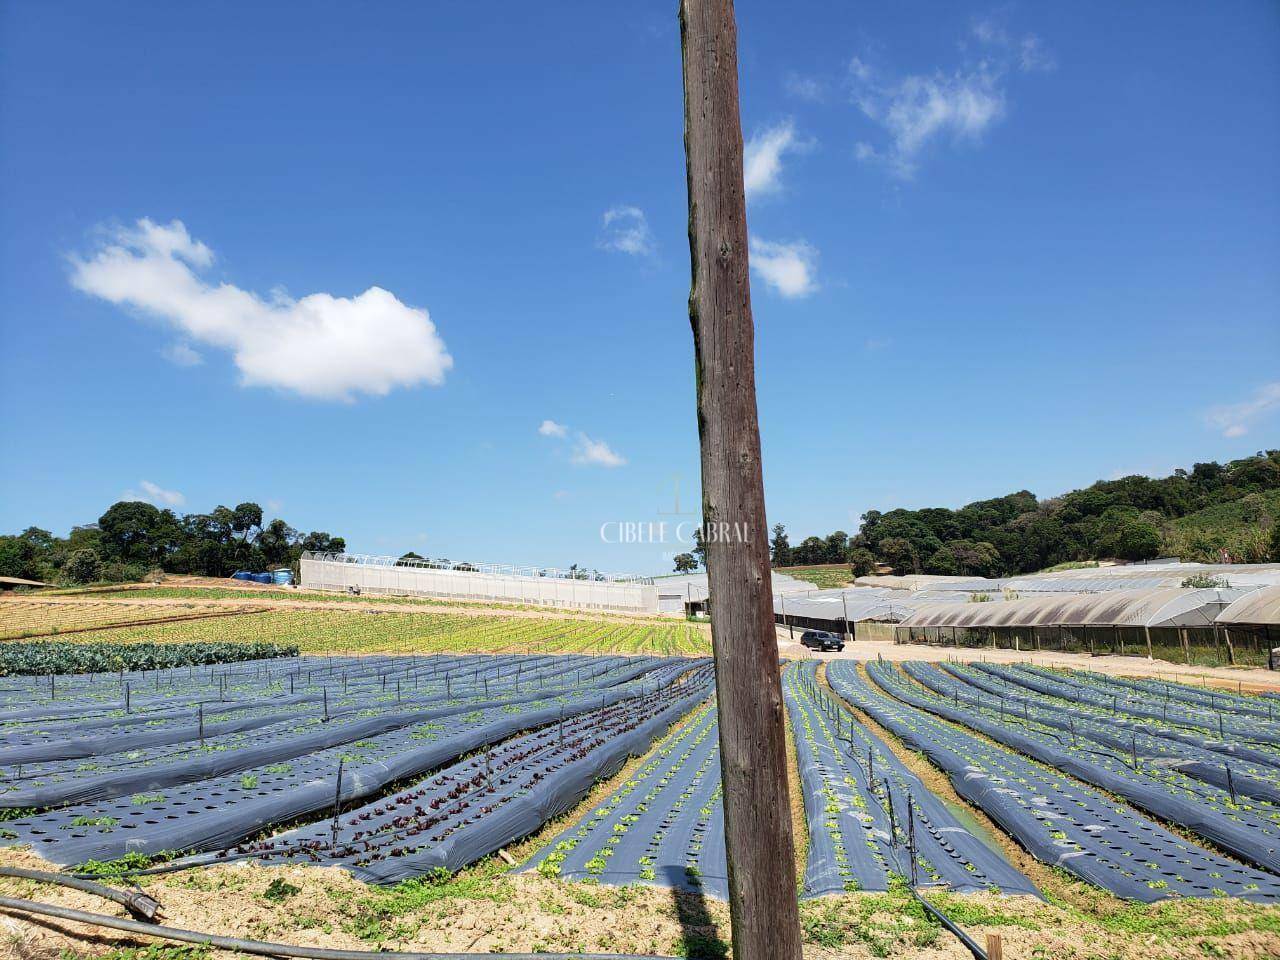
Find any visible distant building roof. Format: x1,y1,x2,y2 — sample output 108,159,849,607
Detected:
0,576,50,587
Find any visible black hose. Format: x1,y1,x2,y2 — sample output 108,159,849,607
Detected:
0,866,160,922
0,896,678,960
910,890,988,960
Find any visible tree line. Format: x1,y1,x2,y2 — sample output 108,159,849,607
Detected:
769,451,1280,579
0,500,345,585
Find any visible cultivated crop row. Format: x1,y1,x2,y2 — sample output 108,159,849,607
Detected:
229,662,716,882
34,609,710,657
0,599,258,641
0,653,703,867
971,662,1280,748
890,661,1280,876
0,639,297,677
935,662,1280,795
525,700,729,897
523,663,1037,902
784,662,1037,897
827,660,1280,902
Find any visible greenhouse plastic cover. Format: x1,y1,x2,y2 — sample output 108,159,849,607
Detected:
1217,585,1280,625
896,587,1251,630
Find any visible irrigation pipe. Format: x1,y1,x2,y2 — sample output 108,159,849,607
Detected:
0,867,160,921
0,896,678,960
909,890,988,960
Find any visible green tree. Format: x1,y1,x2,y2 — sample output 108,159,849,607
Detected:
98,501,181,567
231,503,264,542
769,524,791,566
847,547,877,578
63,548,103,584
673,552,697,573
257,519,298,567
823,531,849,564
0,535,40,580
300,531,346,555
924,544,960,576
1109,521,1161,561
878,537,918,575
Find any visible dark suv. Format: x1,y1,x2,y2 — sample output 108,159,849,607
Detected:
800,629,844,652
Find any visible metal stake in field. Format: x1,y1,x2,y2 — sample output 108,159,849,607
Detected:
330,757,345,852
678,3,803,956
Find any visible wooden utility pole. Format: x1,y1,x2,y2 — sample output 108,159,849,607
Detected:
678,3,804,959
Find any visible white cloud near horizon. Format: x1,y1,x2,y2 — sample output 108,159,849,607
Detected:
123,480,186,508
598,206,656,257
749,236,818,298
743,119,809,200
1206,382,1280,438
70,218,453,402
538,419,626,468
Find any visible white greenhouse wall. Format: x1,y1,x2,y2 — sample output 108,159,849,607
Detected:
300,556,659,614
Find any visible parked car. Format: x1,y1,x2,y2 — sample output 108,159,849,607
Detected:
800,629,845,652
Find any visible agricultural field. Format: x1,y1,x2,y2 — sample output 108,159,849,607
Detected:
3,626,1280,958
95,585,544,612
0,598,262,641
776,564,854,590
1,607,711,657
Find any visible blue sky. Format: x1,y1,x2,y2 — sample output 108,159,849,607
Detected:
2,1,1278,574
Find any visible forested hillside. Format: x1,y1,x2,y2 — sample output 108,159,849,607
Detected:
772,450,1280,578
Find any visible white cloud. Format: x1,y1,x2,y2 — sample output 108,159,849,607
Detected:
1206,382,1280,438
749,236,818,298
972,16,1056,73
124,480,186,508
783,73,825,102
161,342,203,367
743,119,810,201
572,433,626,468
1018,35,1056,73
598,206,656,257
854,68,1004,179
540,420,626,468
850,19,1053,180
70,218,452,402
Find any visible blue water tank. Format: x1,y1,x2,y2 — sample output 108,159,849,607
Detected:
271,569,293,585
231,571,255,582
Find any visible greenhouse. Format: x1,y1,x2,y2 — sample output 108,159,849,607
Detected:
894,587,1268,667
1216,586,1280,670
774,590,913,640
